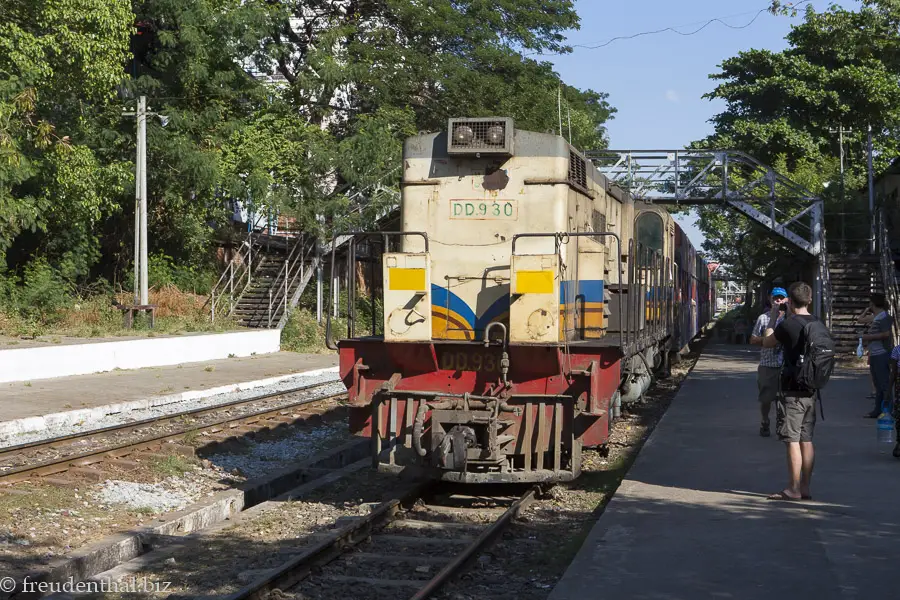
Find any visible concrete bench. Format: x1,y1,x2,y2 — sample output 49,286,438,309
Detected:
116,304,158,329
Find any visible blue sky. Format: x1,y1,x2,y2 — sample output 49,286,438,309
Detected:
542,0,857,251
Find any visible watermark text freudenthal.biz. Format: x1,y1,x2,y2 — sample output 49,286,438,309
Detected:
2,576,172,594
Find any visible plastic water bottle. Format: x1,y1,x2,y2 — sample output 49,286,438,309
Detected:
877,405,895,454
857,337,864,358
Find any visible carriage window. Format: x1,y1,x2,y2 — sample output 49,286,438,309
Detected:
635,212,664,252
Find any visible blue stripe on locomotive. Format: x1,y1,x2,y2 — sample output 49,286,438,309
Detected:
560,279,604,303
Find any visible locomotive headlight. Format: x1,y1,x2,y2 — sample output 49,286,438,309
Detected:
453,125,475,145
485,125,505,145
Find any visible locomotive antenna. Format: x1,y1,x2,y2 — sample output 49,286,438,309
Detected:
567,103,572,143
558,86,563,136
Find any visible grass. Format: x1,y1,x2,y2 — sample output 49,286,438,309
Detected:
150,454,195,478
0,285,240,340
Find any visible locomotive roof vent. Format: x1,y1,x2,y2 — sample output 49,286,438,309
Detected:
569,151,587,188
447,117,514,155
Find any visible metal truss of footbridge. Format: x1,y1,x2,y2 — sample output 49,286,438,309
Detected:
587,149,830,322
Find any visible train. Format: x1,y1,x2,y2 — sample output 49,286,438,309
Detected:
326,117,713,484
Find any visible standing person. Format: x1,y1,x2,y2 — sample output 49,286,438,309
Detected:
857,294,894,418
762,282,824,501
891,343,900,458
859,306,878,402
750,287,788,437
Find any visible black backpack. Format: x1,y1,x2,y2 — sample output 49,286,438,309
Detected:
780,316,836,419
794,318,836,392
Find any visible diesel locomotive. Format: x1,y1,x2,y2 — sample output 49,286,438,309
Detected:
326,117,713,483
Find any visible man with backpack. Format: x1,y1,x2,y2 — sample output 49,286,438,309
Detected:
762,281,835,501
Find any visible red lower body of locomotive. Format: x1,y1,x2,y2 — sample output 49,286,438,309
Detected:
339,339,622,483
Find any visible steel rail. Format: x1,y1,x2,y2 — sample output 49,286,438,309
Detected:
226,483,432,600
0,389,347,484
409,485,539,599
227,485,538,600
0,380,340,457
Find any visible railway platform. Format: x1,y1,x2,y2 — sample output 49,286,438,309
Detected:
550,341,899,600
0,350,337,439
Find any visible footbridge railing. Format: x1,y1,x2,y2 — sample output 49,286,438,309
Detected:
588,148,829,321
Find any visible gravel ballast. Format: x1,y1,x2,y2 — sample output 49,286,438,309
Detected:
94,479,202,513
0,416,355,578
207,422,352,477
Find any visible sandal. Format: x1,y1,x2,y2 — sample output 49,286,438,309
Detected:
767,491,801,501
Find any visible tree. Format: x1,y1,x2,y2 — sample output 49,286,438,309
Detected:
0,0,132,278
234,0,615,238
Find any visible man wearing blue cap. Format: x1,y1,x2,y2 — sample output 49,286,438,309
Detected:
750,287,788,436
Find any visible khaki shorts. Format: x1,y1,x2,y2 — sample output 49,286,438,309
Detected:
776,394,817,443
757,366,781,407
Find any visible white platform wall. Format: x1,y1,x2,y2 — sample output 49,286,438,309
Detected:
0,330,281,383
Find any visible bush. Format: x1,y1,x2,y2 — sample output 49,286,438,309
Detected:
147,252,217,296
281,308,338,353
0,258,72,325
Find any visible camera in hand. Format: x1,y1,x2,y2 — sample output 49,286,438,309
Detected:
778,303,788,312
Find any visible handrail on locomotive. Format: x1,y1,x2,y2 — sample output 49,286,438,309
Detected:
325,230,429,350
325,230,676,360
510,231,624,351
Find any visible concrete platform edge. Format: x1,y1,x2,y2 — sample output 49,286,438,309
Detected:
0,366,339,439
0,330,281,384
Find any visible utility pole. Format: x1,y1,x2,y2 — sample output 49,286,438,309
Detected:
133,100,142,304
829,124,851,252
867,124,876,255
138,95,149,306
125,96,149,305
123,95,167,307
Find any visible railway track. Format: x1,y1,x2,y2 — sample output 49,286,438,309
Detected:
228,484,539,600
0,381,347,486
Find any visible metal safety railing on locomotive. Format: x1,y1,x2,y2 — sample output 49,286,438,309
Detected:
325,231,429,347
325,230,675,356
509,232,677,371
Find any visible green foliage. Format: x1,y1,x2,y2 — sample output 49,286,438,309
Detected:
147,252,216,295
151,454,194,477
0,0,132,267
281,309,330,354
1,258,71,322
695,0,900,278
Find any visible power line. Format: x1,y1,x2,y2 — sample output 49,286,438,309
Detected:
525,0,813,57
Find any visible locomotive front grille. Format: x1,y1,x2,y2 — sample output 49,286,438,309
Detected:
447,117,514,154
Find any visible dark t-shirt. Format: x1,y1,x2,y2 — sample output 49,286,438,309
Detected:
774,313,818,395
